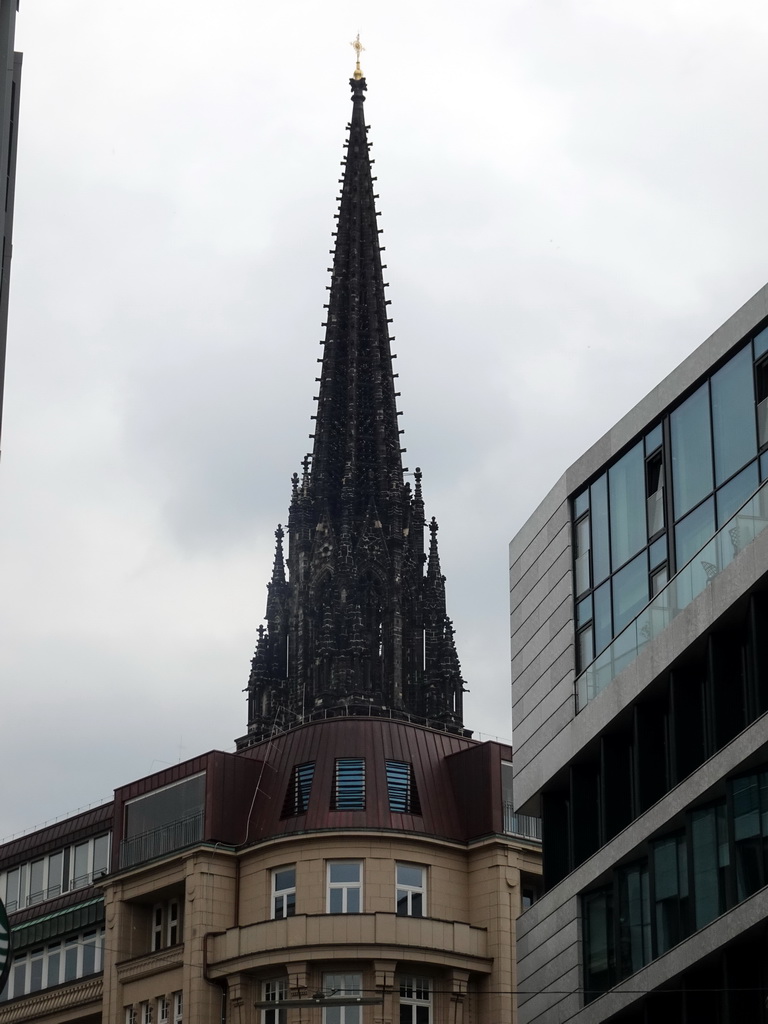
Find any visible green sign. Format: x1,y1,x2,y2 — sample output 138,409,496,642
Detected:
0,897,11,993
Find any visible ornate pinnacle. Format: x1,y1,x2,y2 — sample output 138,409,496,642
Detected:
350,33,365,80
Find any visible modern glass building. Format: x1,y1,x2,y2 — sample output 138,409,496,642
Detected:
510,282,768,1023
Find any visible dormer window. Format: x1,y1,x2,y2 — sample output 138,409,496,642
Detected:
333,759,365,810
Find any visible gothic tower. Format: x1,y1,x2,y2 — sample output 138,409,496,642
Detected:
237,69,468,748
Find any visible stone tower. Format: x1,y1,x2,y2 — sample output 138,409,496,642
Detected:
237,73,468,748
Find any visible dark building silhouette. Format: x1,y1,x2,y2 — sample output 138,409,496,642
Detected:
0,0,22,457
239,73,467,748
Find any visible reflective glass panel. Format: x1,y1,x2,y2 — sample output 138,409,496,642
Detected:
573,490,589,519
593,582,612,655
609,441,645,568
716,461,758,526
649,534,667,569
711,345,756,485
755,324,768,359
576,596,592,629
671,383,713,518
590,474,610,584
645,423,662,453
612,552,648,633
675,498,715,568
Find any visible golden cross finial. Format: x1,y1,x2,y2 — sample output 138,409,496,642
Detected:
350,33,365,80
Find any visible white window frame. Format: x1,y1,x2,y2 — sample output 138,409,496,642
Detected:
141,1001,153,1024
326,861,362,914
272,866,296,920
399,976,432,1023
261,978,287,1024
3,929,104,1000
322,973,362,1024
151,899,182,951
173,991,183,1024
0,834,111,910
157,997,169,1024
126,1008,137,1024
395,863,426,917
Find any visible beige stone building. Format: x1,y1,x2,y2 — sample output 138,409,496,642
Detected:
0,722,541,1024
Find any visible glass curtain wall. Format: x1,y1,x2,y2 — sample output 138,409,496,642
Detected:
573,324,768,677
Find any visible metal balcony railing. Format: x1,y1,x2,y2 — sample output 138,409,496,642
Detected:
119,810,204,869
503,804,542,842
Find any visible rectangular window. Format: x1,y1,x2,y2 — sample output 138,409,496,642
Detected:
327,861,362,913
262,979,287,1024
122,774,205,868
81,930,98,976
152,899,182,951
72,843,90,890
691,803,729,929
609,440,646,567
47,851,64,899
399,977,431,1024
617,863,650,976
29,949,44,993
46,943,61,988
322,973,362,1024
152,905,164,952
141,1002,153,1024
158,998,169,1024
29,861,45,907
282,762,316,816
652,833,689,956
173,992,183,1024
63,938,79,982
167,899,180,945
574,513,591,595
583,888,614,1001
126,1009,137,1024
731,770,768,900
272,866,296,919
333,759,365,810
386,761,421,814
396,863,425,917
671,382,713,518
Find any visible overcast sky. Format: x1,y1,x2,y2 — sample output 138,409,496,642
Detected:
2,0,768,839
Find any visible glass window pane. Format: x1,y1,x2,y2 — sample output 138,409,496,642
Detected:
612,552,648,633
573,490,589,519
576,595,592,629
716,461,759,526
609,441,646,568
645,423,662,453
275,868,295,890
396,865,423,888
47,851,63,898
578,626,593,671
671,383,713,518
574,515,591,595
329,862,359,883
755,325,768,359
73,844,89,888
711,346,757,485
692,807,721,929
675,498,715,568
93,835,109,877
590,474,610,585
649,534,667,569
593,582,612,654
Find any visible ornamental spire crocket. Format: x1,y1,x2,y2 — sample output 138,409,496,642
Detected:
237,72,467,748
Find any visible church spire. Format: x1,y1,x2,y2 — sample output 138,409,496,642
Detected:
237,72,468,749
